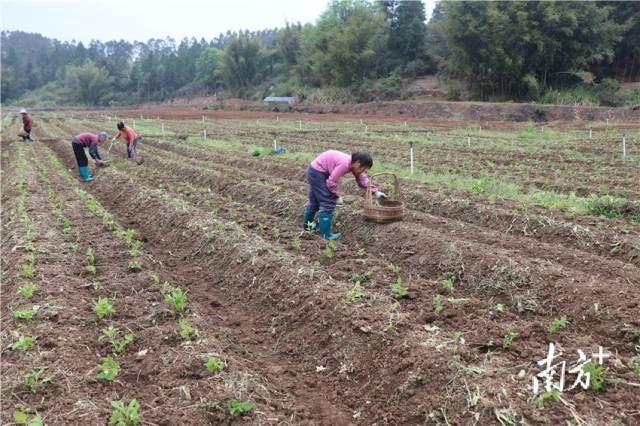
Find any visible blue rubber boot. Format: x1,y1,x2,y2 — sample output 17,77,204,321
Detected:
79,166,93,182
303,209,317,232
318,211,341,240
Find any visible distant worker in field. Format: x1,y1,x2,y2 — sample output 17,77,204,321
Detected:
304,150,386,240
111,121,140,160
20,108,34,142
72,131,108,182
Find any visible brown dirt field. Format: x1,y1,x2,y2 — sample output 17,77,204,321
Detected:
2,114,640,425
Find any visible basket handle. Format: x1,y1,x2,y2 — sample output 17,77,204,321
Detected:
366,172,401,204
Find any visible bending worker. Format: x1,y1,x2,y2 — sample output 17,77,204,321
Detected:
304,150,386,240
72,132,108,182
20,109,34,142
111,121,140,160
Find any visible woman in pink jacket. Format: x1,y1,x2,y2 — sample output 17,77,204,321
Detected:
304,150,386,240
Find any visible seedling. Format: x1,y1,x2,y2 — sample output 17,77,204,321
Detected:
128,260,142,271
228,400,254,417
433,294,443,316
164,288,187,313
532,390,560,408
11,335,35,352
324,240,336,258
387,263,401,275
109,399,141,426
86,246,95,265
86,265,97,274
13,410,43,426
356,248,366,258
149,274,161,285
13,307,38,321
582,361,604,392
179,319,195,341
442,277,454,294
24,254,35,265
24,368,51,393
94,297,115,320
629,354,640,376
205,357,224,374
466,384,481,408
93,280,103,291
343,282,363,304
19,264,35,278
97,355,120,381
68,242,80,252
503,326,519,349
129,240,141,257
99,325,134,354
17,282,38,299
548,315,569,334
391,277,408,298
352,271,372,285
291,236,302,251
495,303,506,313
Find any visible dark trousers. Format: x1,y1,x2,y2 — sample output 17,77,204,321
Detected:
72,141,88,167
306,166,337,213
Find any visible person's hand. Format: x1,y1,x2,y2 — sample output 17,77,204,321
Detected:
110,137,116,143
374,191,387,199
336,196,344,206
95,159,105,166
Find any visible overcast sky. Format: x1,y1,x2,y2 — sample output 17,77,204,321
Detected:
1,0,436,44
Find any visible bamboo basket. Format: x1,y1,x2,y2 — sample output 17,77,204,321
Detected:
362,172,404,223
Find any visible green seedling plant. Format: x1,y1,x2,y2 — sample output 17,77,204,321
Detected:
13,410,43,426
205,357,224,374
94,297,115,320
128,260,142,271
18,282,38,299
86,246,96,274
582,361,604,392
442,277,454,294
97,355,120,381
291,236,302,251
548,315,569,334
324,240,336,258
24,368,51,393
629,354,640,376
13,307,37,321
19,263,35,278
391,277,408,298
343,282,363,304
109,399,141,426
356,248,366,258
24,254,35,264
11,335,35,352
179,319,195,341
99,325,134,354
433,294,443,316
387,263,401,275
503,326,520,349
68,242,80,252
532,390,560,409
495,303,506,313
228,400,255,417
129,240,141,258
164,288,187,313
149,274,161,284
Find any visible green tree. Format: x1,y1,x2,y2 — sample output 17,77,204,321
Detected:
303,0,389,87
221,36,262,97
440,1,623,100
196,47,222,93
66,59,114,104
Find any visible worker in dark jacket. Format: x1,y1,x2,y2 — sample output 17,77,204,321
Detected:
72,132,108,182
20,109,34,142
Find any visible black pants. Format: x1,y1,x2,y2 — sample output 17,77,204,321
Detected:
72,141,88,167
21,130,32,141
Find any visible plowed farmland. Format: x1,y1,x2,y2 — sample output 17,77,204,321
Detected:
2,112,639,425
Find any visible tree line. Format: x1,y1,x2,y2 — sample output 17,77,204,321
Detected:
2,0,638,106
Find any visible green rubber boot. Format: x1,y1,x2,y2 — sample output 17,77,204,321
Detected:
318,211,341,240
79,166,93,182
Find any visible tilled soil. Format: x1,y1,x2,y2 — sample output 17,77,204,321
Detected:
2,115,639,425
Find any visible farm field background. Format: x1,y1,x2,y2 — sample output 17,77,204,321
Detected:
2,110,640,425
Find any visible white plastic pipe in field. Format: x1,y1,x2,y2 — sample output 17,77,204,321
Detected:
622,134,626,159
467,136,471,148
161,123,164,135
589,129,592,139
410,144,414,175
